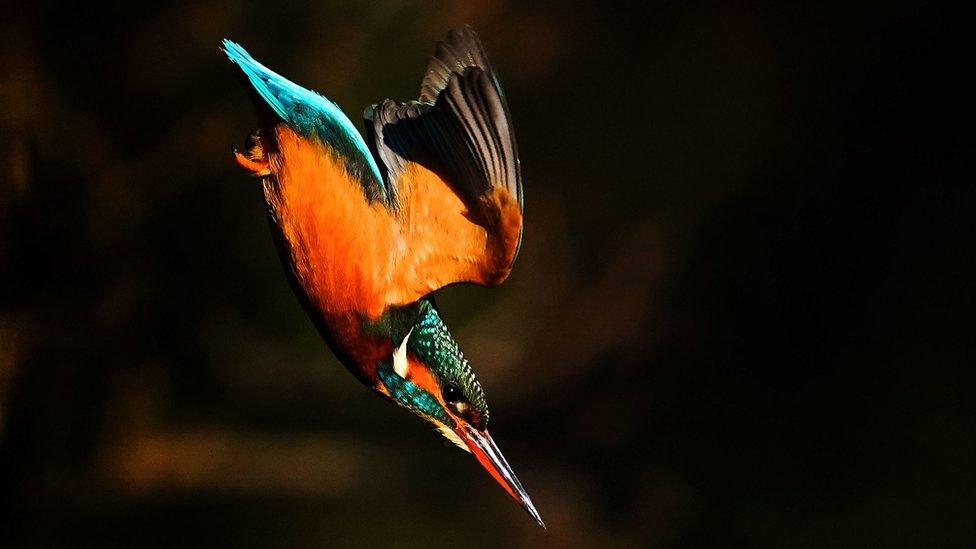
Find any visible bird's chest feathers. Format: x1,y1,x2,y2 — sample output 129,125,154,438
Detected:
263,128,397,320
262,127,504,321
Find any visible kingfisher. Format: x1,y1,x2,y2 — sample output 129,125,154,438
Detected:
222,27,542,526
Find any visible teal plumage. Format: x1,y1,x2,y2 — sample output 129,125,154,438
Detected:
378,360,452,424
222,39,388,200
408,301,488,423
371,299,488,427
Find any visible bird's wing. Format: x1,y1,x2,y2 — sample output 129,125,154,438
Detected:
365,26,524,305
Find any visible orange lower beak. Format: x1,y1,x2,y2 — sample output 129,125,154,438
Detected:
457,424,545,528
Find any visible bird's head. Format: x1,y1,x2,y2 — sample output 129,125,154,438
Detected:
370,299,543,526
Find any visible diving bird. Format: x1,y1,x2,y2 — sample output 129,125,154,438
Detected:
222,27,542,526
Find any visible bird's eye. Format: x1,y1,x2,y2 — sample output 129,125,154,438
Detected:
442,382,464,403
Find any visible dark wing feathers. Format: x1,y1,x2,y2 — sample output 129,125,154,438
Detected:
443,67,517,200
420,27,493,104
365,26,521,218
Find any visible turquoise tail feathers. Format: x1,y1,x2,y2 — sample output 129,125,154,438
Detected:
221,39,385,192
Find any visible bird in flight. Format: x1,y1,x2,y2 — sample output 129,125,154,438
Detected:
223,26,541,526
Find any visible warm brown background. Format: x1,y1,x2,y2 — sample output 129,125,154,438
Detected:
0,1,970,547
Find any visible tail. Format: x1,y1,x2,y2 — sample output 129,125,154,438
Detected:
220,39,383,187
221,38,313,129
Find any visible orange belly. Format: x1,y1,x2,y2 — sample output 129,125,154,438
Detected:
264,127,397,320
262,126,517,319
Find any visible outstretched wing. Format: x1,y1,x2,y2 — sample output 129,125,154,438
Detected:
365,26,524,305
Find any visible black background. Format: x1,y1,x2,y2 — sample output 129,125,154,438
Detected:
1,1,971,547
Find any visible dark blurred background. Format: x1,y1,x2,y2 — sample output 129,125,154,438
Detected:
1,1,971,547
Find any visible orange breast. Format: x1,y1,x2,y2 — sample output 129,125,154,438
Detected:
263,126,522,322
265,127,396,320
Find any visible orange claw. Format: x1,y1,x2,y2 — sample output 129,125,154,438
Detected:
234,148,271,176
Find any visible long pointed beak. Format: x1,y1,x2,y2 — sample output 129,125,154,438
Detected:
457,424,545,528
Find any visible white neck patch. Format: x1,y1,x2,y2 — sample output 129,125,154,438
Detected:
392,327,414,379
